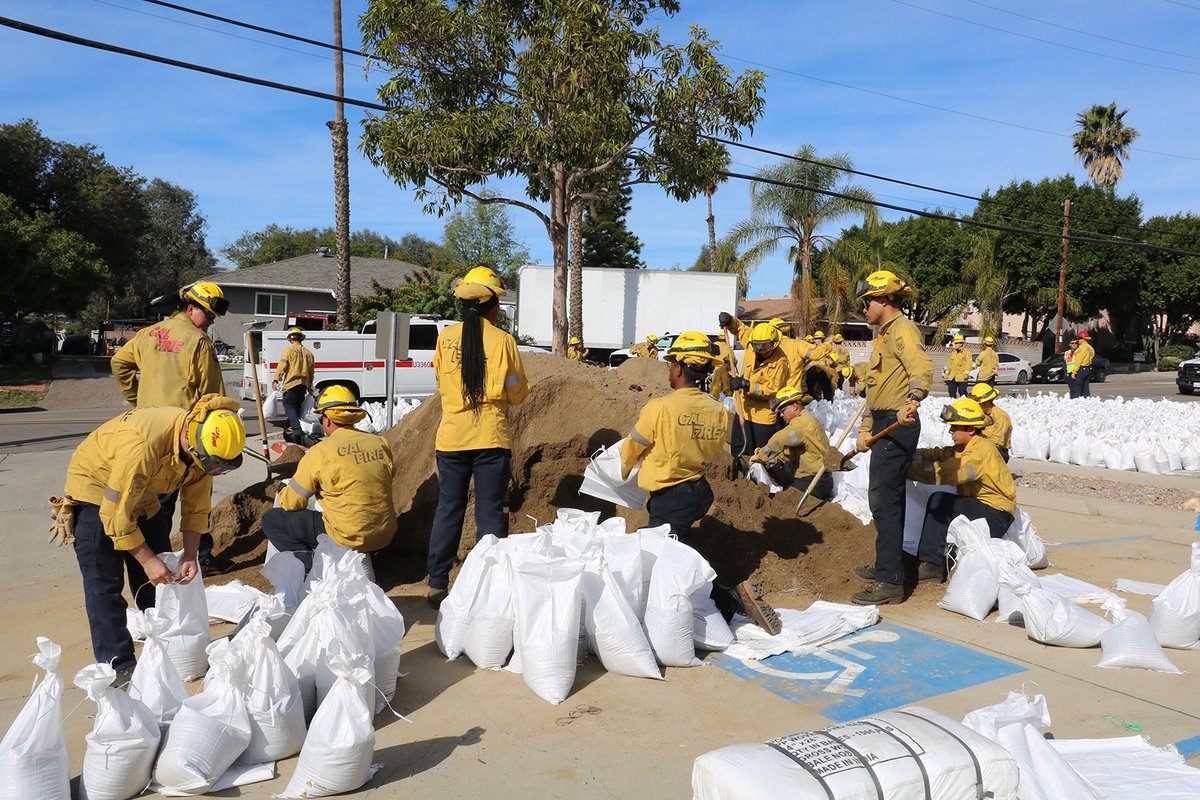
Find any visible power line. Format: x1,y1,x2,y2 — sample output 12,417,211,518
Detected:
718,169,1200,259
1163,0,1200,11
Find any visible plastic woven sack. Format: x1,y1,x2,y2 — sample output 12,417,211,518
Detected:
155,551,211,680
0,638,69,800
461,550,517,670
261,389,280,417
434,534,500,660
644,538,716,666
1097,598,1182,673
75,663,161,800
511,553,585,704
579,439,647,509
938,516,999,621
230,612,307,763
1008,581,1111,648
127,609,189,731
581,560,661,679
692,587,736,651
993,544,1039,625
1003,508,1049,570
1150,542,1200,649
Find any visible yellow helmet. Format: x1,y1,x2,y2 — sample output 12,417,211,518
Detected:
769,317,792,336
840,365,854,379
180,281,229,318
813,331,826,339
857,269,913,300
453,265,506,301
833,333,844,343
569,336,581,345
646,333,658,343
970,382,999,404
287,327,306,341
315,384,366,425
772,386,811,413
940,397,987,428
983,335,995,346
185,395,245,475
750,323,781,354
952,334,965,344
665,331,720,368
804,334,814,343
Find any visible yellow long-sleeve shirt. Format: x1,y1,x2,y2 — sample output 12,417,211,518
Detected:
983,404,1013,450
975,347,999,383
907,434,1016,514
1075,340,1095,368
434,319,530,452
566,345,589,362
944,349,973,382
741,348,790,425
758,411,829,478
860,313,934,434
277,426,397,552
274,342,314,392
619,387,729,493
728,318,811,385
64,408,212,550
111,313,224,409
629,342,659,359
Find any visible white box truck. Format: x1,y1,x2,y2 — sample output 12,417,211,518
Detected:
515,265,739,351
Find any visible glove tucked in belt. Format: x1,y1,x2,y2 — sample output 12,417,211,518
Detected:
48,495,79,547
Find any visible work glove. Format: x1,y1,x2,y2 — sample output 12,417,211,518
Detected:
718,312,733,328
47,495,78,547
900,398,921,425
728,377,749,393
855,431,873,453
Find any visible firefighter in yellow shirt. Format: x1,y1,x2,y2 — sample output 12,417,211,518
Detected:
566,336,589,362
906,397,1017,582
629,334,660,359
273,327,316,445
619,331,779,634
806,331,836,401
110,281,228,571
831,333,850,369
719,313,810,389
60,395,244,679
427,267,530,608
264,385,397,573
943,334,972,398
749,387,834,501
1072,330,1096,397
716,319,789,471
970,382,1012,462
975,335,1000,385
850,270,934,606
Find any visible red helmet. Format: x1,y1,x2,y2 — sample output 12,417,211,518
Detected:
1077,330,1091,340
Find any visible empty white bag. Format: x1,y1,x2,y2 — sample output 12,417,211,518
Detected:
128,609,189,732
579,439,647,509
1098,597,1183,673
0,638,69,800
1150,541,1200,649
280,648,378,798
581,560,661,679
155,551,211,680
75,663,161,800
938,515,1000,621
644,538,716,667
261,389,280,417
231,612,307,763
511,554,585,704
1008,581,1111,647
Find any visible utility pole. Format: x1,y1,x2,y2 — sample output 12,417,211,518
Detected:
329,0,352,330
1054,199,1070,353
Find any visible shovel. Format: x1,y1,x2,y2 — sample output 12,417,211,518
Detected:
821,419,904,473
794,399,868,513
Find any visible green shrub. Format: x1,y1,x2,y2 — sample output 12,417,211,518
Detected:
1159,356,1183,370
1160,344,1196,361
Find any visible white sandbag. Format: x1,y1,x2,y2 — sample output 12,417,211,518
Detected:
903,482,955,557
1003,508,1049,570
579,439,646,509
581,560,661,679
300,392,317,422
75,663,161,800
127,609,188,731
1112,441,1136,471
153,648,252,795
1150,541,1200,649
961,692,1094,800
279,649,378,798
311,594,375,713
692,587,736,651
1097,597,1182,673
155,551,211,680
992,543,1038,625
1048,432,1073,464
261,389,280,417
692,706,1019,800
230,612,307,763
262,548,306,610
1027,428,1051,461
434,534,501,659
634,524,672,619
1133,441,1160,474
601,529,644,613
510,554,585,704
1008,581,1111,647
1158,441,1179,472
353,582,408,711
1049,735,1200,798
1009,427,1031,459
461,551,516,670
643,538,716,666
938,515,999,621
1068,436,1090,466
1181,443,1200,472
0,638,69,800
1087,439,1108,468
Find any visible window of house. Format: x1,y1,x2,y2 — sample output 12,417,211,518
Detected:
255,292,287,316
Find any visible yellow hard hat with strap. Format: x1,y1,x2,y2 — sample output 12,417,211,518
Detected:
970,382,999,404
287,327,306,340
453,265,507,302
750,322,781,354
315,384,366,424
180,281,229,318
185,394,245,475
940,397,987,427
772,385,811,413
856,269,913,300
665,331,720,368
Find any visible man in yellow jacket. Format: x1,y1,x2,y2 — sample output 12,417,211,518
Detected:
629,334,660,359
110,281,229,571
566,336,589,362
975,335,999,385
970,382,1013,463
263,385,396,573
851,270,934,606
427,267,529,607
717,317,790,471
62,395,244,678
749,387,834,501
943,334,972,398
619,331,779,634
831,333,850,368
1072,330,1096,397
905,397,1017,581
273,327,315,445
805,331,836,401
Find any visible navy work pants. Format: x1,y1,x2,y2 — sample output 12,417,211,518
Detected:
261,507,326,574
917,492,1014,567
282,386,307,433
806,366,834,402
867,412,921,586
946,380,967,398
428,448,512,590
152,489,213,562
72,501,172,672
792,471,835,501
730,419,776,469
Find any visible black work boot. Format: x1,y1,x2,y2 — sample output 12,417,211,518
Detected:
917,562,947,583
851,565,876,583
852,582,906,605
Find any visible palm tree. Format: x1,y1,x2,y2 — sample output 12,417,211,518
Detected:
815,237,872,333
689,238,747,298
726,147,877,333
929,231,1012,340
1072,102,1139,191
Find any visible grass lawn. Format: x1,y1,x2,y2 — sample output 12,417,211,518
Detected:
0,363,52,408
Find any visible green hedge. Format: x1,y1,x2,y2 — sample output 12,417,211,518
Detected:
1160,344,1195,361
1159,357,1183,370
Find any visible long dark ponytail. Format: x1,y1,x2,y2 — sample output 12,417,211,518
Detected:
460,296,497,414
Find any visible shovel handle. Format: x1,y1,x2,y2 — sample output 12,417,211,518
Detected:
795,398,871,513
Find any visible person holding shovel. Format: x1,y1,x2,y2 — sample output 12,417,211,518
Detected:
717,315,790,471
850,270,933,606
748,387,834,501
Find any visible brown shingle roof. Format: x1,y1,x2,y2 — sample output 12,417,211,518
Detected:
206,253,425,297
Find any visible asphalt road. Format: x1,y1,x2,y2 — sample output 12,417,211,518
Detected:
937,371,1196,402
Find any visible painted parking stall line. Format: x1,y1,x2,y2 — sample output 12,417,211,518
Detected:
713,622,1025,723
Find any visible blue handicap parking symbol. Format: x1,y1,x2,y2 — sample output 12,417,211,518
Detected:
713,622,1025,723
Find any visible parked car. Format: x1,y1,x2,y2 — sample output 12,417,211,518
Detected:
1031,353,1110,384
609,332,745,370
1177,356,1200,395
968,352,1033,385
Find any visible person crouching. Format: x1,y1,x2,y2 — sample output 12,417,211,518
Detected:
748,387,834,501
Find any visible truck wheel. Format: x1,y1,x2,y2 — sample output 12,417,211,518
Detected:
1093,368,1106,383
1016,370,1029,385
1181,386,1195,395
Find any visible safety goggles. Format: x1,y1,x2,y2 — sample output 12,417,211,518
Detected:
750,341,776,353
186,291,229,318
187,444,243,476
939,404,982,426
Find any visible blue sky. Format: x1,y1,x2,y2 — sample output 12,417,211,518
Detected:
3,1,1198,297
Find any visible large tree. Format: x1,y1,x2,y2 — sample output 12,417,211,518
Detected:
726,146,876,333
359,0,764,353
1072,102,1139,192
222,225,420,268
1141,214,1200,341
1,194,107,319
433,194,530,280
581,177,644,270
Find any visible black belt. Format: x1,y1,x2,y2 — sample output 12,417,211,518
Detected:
649,477,706,498
872,409,899,419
